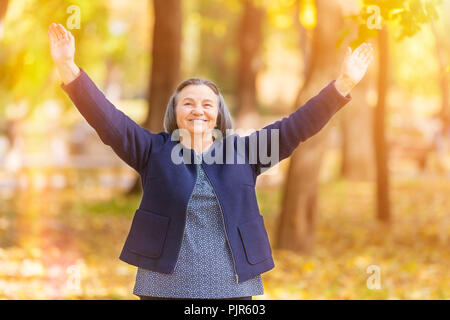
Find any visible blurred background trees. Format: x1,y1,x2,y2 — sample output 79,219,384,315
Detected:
127,0,182,194
0,0,449,299
276,0,347,253
0,0,8,41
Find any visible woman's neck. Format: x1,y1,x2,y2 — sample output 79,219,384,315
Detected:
179,132,214,155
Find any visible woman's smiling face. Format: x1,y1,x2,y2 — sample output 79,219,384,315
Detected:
175,84,219,136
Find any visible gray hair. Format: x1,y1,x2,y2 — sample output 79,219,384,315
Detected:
163,78,234,139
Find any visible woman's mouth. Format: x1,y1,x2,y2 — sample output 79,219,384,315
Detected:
189,119,208,123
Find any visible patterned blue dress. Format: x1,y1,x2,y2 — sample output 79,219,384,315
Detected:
133,150,264,299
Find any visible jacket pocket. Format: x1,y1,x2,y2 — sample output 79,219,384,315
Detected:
127,209,170,258
237,215,272,265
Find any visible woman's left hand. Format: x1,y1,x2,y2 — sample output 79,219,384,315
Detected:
335,42,374,96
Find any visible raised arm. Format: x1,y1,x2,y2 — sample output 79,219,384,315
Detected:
244,43,374,176
48,23,166,174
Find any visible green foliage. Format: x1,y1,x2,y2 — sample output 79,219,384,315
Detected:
341,0,441,48
0,0,148,113
363,0,439,37
0,2,81,104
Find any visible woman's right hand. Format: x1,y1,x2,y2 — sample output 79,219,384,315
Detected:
49,23,75,64
48,23,80,84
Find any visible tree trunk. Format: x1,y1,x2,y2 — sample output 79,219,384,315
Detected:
0,0,8,40
275,0,345,254
127,0,182,195
340,73,375,181
374,27,391,222
235,0,265,130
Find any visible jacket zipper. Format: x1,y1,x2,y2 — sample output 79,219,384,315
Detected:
173,169,197,273
201,164,239,284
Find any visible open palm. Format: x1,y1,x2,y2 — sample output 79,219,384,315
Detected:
340,43,374,86
48,23,75,64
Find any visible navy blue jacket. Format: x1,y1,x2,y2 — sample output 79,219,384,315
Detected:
61,69,351,283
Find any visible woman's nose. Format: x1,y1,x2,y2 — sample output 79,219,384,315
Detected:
191,104,204,115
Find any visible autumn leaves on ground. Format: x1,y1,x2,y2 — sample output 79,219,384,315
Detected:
0,169,449,299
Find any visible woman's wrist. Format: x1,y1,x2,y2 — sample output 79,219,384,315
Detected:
334,74,355,97
55,60,81,85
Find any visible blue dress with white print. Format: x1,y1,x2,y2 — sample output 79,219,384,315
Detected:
133,149,264,299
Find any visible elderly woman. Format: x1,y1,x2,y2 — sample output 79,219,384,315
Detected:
48,23,373,300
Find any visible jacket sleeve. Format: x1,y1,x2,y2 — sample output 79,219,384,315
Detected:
244,80,352,176
60,68,166,174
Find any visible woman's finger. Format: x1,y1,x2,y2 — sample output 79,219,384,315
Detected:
56,24,65,40
55,30,62,41
345,46,352,60
57,23,66,32
359,46,372,61
49,22,57,34
352,44,362,57
353,43,367,58
366,52,374,65
362,43,371,53
48,27,54,40
54,26,63,40
63,29,69,41
362,47,374,64
359,43,370,55
358,48,368,60
361,49,372,65
50,24,59,40
58,24,66,37
355,43,373,66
